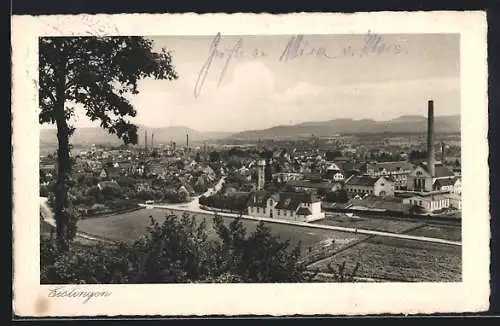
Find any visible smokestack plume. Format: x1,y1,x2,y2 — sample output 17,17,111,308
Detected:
427,100,435,177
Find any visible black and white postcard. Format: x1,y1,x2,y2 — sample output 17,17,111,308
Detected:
12,11,489,316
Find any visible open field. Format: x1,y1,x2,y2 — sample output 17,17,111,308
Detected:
315,215,424,234
76,208,462,281
405,224,462,241
310,236,461,282
77,208,366,253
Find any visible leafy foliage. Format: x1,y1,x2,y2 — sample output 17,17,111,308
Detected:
324,190,349,203
39,37,178,141
39,36,178,251
326,261,360,282
209,151,220,163
41,213,314,283
47,192,79,242
409,150,428,161
199,193,250,213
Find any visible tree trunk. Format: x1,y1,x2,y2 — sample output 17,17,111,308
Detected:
54,52,71,252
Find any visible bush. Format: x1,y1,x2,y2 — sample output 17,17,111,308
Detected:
324,190,349,203
40,214,315,284
40,185,50,197
40,238,133,284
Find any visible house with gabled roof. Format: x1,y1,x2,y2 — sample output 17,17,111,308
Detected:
433,177,456,193
99,166,121,181
402,193,451,214
345,175,395,197
286,179,342,195
247,191,325,222
363,161,414,189
97,180,122,192
400,162,459,213
406,162,456,192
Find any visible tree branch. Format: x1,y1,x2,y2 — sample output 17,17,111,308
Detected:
45,89,57,106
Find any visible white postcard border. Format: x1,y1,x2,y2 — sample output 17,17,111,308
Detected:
12,11,489,316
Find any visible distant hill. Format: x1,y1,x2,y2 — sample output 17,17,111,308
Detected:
227,115,460,140
39,114,460,146
40,125,232,146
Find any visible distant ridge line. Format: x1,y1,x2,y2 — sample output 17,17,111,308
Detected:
39,114,460,145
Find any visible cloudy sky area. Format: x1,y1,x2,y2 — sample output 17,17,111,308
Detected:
68,33,460,132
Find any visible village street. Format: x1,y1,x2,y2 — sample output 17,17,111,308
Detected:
40,175,460,247
139,178,461,247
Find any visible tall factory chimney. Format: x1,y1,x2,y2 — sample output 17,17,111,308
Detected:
145,130,148,151
441,142,445,165
186,134,189,151
427,100,435,177
151,133,154,149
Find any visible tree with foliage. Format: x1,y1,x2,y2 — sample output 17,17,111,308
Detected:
39,37,178,251
117,176,138,189
209,150,220,163
324,189,349,204
325,150,342,161
175,159,185,170
264,158,273,186
176,188,189,203
40,169,49,184
41,213,314,283
212,216,311,282
409,150,428,161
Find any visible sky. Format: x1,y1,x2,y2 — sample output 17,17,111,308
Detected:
59,33,460,132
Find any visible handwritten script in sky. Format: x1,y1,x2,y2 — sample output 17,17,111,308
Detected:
193,31,408,98
40,15,120,37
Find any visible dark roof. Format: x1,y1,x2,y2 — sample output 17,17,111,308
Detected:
98,181,121,190
420,163,455,178
434,165,456,178
303,173,323,181
231,191,252,198
326,169,343,175
333,157,351,162
106,167,121,175
366,161,414,172
345,196,408,212
433,178,456,187
345,175,381,187
406,193,451,200
287,180,338,190
248,190,273,208
118,162,133,168
296,207,312,216
339,161,363,171
275,192,319,210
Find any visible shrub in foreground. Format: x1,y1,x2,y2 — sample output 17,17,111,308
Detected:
41,214,317,283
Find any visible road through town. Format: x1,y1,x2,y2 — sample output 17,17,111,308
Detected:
140,177,461,247
40,176,461,247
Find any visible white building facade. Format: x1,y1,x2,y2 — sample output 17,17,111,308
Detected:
247,191,325,222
